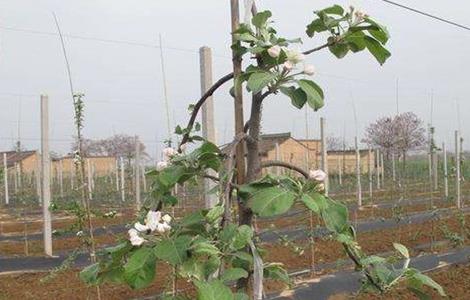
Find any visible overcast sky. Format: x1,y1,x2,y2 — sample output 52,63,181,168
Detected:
0,0,468,159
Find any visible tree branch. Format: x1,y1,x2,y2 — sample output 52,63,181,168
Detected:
302,41,335,55
342,243,384,293
178,72,234,150
260,160,310,179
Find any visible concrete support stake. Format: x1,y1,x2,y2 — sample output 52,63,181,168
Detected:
320,117,328,195
40,95,52,256
3,153,8,205
120,157,125,202
443,142,449,199
355,137,362,207
135,137,141,211
199,46,218,208
455,131,461,208
368,148,373,201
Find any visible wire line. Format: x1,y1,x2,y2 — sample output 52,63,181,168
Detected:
379,0,470,31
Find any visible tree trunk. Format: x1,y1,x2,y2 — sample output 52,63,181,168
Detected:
239,93,263,226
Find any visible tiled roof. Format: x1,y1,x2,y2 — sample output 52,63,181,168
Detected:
0,150,37,168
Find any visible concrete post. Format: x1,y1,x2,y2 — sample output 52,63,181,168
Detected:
70,159,74,190
368,148,373,201
86,159,93,200
141,167,147,192
442,142,448,199
199,46,218,208
355,137,362,207
120,157,125,202
115,159,119,192
375,149,380,189
391,152,396,183
35,151,41,203
40,94,52,256
455,131,461,208
337,155,342,186
380,153,385,188
135,136,141,211
320,117,328,195
3,153,8,205
59,159,64,198
275,142,281,175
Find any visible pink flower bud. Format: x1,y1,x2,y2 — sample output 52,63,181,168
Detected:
156,161,168,171
283,61,294,71
267,45,281,58
303,64,315,76
309,169,327,182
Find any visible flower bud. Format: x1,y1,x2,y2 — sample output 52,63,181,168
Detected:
267,45,281,58
309,169,327,182
283,61,294,71
303,64,315,76
162,214,172,224
163,147,178,158
286,49,305,64
156,161,169,171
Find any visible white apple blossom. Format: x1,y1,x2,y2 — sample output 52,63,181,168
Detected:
179,143,187,152
156,161,169,171
303,64,315,76
156,222,172,233
128,228,145,246
267,45,281,58
286,49,305,64
283,61,294,71
163,147,178,158
162,214,172,224
146,211,162,232
309,169,327,182
134,222,149,232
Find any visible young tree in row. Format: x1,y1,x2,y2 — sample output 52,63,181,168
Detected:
80,5,443,300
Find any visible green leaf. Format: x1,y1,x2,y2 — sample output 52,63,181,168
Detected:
206,205,224,224
192,241,220,256
154,235,191,265
297,79,324,111
123,247,157,289
280,86,307,109
300,193,319,213
236,32,258,42
393,243,409,258
221,268,249,282
232,225,254,250
80,263,100,285
194,280,234,300
252,11,272,29
365,17,390,44
247,71,276,93
409,272,446,297
321,5,344,15
360,255,386,265
249,186,296,217
344,31,366,53
234,293,249,300
264,263,290,284
306,18,327,37
322,198,348,233
328,42,349,58
364,36,391,65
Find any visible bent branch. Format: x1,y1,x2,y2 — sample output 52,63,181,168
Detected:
260,160,310,179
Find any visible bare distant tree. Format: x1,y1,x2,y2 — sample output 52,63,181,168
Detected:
362,116,396,157
71,134,147,162
362,112,425,161
394,112,426,160
326,135,346,151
